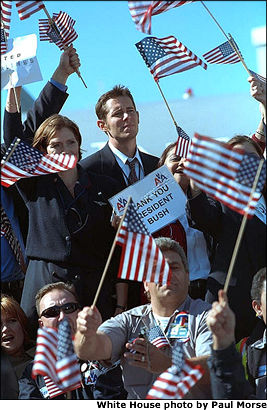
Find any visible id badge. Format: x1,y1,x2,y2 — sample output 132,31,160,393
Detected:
167,311,189,340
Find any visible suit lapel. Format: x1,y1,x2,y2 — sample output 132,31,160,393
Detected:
101,144,127,189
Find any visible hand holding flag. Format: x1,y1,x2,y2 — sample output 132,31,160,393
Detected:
146,342,204,399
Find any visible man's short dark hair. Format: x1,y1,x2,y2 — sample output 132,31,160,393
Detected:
95,85,136,120
251,267,266,303
35,281,78,316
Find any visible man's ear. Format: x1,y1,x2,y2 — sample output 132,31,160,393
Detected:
136,111,139,124
252,300,262,317
97,119,107,132
38,318,44,328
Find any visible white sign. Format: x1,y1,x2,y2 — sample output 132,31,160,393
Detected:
1,34,43,90
109,165,187,234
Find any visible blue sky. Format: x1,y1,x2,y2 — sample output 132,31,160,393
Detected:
1,0,266,115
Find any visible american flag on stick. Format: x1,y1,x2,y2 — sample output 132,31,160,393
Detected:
1,138,78,188
115,198,171,285
175,125,191,158
38,11,78,50
146,342,204,399
136,36,207,82
32,319,81,399
147,326,170,349
248,69,266,84
184,133,266,218
203,40,240,65
128,1,193,34
15,1,45,20
1,26,7,54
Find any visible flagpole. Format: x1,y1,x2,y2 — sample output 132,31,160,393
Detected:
200,1,251,76
223,158,265,293
155,81,178,128
42,6,87,88
91,196,132,309
1,138,21,167
1,21,20,112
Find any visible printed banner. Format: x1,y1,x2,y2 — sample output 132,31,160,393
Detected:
1,34,43,89
109,165,187,234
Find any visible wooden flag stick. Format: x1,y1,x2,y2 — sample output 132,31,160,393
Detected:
42,6,87,88
200,1,251,76
91,196,132,310
1,21,20,112
223,158,265,293
155,80,178,128
1,138,21,167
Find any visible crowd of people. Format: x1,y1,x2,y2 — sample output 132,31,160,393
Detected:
1,46,266,400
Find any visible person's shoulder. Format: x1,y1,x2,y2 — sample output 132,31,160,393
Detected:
187,296,211,314
80,144,108,168
138,150,159,162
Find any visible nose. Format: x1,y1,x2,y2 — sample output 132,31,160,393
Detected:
57,310,66,322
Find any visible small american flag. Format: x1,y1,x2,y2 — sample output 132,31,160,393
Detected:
184,133,266,218
1,27,7,55
38,13,59,41
116,198,171,285
38,11,78,50
248,69,266,84
147,326,169,349
175,125,191,158
1,1,12,36
128,1,193,34
15,1,45,20
136,36,207,83
1,138,78,188
146,342,204,399
203,40,240,65
32,319,81,399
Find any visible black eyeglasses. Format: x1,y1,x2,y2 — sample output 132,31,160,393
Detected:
40,302,80,318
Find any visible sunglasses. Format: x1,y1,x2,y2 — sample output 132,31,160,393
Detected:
40,302,80,318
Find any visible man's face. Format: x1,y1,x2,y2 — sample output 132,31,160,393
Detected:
38,289,80,336
97,96,139,146
144,249,189,304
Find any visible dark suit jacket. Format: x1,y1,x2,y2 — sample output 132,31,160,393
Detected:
80,143,159,190
80,143,159,308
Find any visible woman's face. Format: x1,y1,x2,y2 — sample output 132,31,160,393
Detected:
46,127,80,158
1,312,25,357
164,146,189,192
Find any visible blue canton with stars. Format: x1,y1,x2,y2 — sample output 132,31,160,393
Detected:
57,319,74,360
4,138,43,174
176,126,190,141
125,200,150,235
172,341,185,374
218,41,235,57
236,153,266,192
135,37,167,68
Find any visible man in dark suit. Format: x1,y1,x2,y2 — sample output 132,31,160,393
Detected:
80,85,159,310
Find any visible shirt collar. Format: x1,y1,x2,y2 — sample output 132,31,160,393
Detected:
108,142,143,167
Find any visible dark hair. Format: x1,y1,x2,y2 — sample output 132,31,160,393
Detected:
35,281,78,316
95,84,136,120
228,135,263,157
157,142,177,168
33,114,82,160
251,267,266,303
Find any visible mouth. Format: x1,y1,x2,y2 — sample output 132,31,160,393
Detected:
2,335,14,343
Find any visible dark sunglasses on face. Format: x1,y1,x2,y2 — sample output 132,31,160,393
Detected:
40,302,80,318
